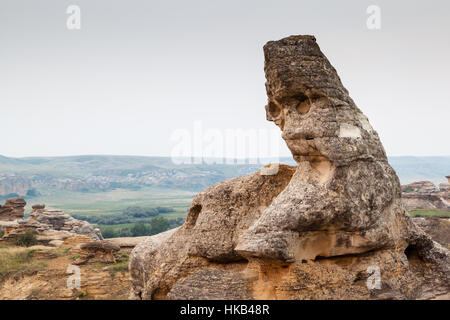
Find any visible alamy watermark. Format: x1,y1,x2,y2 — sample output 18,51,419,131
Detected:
366,5,381,30
66,264,81,290
366,265,382,290
170,121,281,166
66,5,81,30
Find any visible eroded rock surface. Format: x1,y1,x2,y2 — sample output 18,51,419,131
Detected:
402,179,450,211
0,200,103,245
130,35,450,300
0,235,132,300
0,198,26,221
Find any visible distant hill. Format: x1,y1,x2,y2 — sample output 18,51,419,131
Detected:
0,155,263,196
0,155,448,197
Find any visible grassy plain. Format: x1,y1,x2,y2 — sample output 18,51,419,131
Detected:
408,209,450,218
24,186,196,218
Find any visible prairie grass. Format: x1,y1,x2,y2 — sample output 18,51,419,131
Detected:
108,253,129,277
408,210,450,218
0,245,46,281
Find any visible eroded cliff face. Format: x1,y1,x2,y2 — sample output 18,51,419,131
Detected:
402,180,450,211
0,236,132,300
129,35,450,300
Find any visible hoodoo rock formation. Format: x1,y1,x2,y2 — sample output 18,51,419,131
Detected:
0,198,26,221
130,35,449,300
0,200,103,245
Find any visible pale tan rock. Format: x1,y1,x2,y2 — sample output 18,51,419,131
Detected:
74,241,121,265
0,204,103,245
129,35,449,300
28,207,103,240
107,236,150,248
48,239,64,247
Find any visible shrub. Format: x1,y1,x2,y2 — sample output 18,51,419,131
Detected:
130,223,151,237
0,230,4,238
150,217,170,235
15,230,38,247
101,226,118,238
155,206,175,214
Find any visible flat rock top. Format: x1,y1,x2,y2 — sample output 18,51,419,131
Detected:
107,236,150,248
81,240,120,252
4,198,26,207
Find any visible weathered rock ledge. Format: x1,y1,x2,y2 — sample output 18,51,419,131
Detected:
0,199,103,246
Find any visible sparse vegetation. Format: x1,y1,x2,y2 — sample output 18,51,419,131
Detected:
99,216,184,238
15,230,38,247
52,246,72,257
408,210,450,218
108,253,129,277
72,206,175,225
0,230,4,238
108,262,129,277
0,245,46,281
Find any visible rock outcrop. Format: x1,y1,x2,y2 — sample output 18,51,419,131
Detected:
402,179,450,211
0,198,26,221
0,235,132,300
0,200,103,245
74,241,121,265
413,217,450,248
130,35,449,300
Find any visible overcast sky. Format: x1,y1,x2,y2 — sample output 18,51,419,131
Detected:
1,0,449,158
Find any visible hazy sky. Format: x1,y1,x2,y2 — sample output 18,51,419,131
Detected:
1,0,449,158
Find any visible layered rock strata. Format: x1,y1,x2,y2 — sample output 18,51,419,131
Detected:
0,200,103,245
0,198,26,221
402,179,450,211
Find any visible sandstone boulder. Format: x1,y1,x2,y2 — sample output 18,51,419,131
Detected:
0,198,26,221
31,204,45,210
73,241,121,265
130,35,449,300
107,236,151,248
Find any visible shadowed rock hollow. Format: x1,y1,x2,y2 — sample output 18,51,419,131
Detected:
129,35,449,300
